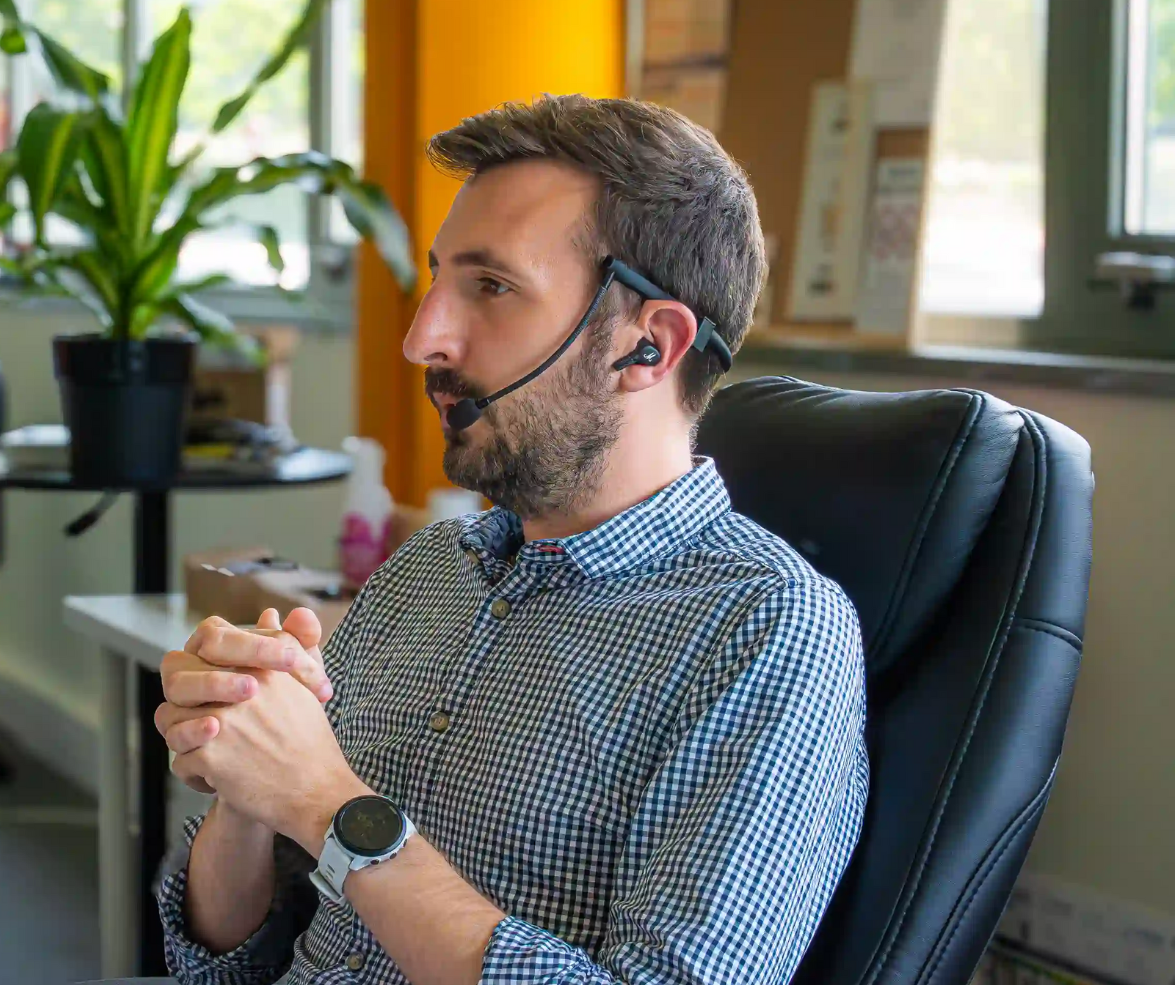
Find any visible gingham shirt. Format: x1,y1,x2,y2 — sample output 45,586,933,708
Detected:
158,458,869,985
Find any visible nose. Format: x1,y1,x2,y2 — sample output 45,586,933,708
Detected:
403,282,465,367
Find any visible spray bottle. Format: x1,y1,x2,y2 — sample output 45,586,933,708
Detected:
339,436,393,590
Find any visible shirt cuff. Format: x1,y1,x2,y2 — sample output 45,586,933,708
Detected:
155,813,301,983
480,915,604,985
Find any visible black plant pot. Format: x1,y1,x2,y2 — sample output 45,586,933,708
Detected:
53,335,197,487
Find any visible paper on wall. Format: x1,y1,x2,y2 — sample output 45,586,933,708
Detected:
786,81,875,322
855,157,926,336
849,0,948,126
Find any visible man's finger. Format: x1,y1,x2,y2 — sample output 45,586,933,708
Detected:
166,717,220,755
164,669,256,708
283,609,330,698
256,608,281,632
184,616,232,655
155,700,221,738
283,607,322,653
185,616,332,702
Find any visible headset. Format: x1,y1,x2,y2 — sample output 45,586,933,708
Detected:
446,256,733,431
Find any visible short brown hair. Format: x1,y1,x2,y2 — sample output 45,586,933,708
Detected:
426,94,766,417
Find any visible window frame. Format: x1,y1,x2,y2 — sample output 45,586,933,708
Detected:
0,0,359,332
1032,0,1175,357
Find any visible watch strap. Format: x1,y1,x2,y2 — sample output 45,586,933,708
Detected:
310,830,353,904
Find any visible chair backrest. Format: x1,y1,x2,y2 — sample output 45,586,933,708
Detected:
695,377,1093,985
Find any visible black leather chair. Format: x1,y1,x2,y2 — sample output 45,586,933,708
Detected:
694,376,1093,985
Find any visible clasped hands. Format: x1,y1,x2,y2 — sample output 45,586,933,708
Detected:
154,607,370,854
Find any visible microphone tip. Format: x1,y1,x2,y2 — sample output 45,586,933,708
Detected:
447,398,482,432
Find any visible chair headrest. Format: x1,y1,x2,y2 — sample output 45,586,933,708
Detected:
695,377,1024,675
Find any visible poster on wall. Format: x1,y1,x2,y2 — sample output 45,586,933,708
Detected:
786,81,875,322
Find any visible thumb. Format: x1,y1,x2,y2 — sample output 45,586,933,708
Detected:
283,606,323,653
255,607,281,631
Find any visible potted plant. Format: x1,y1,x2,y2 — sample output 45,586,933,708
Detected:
0,0,414,486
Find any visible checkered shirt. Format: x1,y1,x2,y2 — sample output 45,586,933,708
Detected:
158,457,869,985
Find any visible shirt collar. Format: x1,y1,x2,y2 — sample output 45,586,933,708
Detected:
458,457,731,578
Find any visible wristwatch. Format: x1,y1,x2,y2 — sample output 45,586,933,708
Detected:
310,794,417,904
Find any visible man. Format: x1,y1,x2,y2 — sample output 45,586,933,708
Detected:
155,94,869,985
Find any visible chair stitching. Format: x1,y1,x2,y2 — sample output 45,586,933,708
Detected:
1014,620,1082,650
863,410,1048,985
873,393,985,660
918,759,1058,985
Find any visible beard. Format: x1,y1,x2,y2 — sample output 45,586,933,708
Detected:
425,323,622,520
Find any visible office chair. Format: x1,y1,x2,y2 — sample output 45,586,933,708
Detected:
694,376,1092,985
86,376,1092,985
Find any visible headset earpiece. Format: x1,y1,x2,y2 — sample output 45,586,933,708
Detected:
612,340,662,372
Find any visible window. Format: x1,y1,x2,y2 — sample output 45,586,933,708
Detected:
1039,0,1175,356
917,0,1047,318
1123,0,1175,235
149,0,312,289
2,0,364,309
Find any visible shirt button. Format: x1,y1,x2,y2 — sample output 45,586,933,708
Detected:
346,953,365,971
491,598,511,619
429,710,451,733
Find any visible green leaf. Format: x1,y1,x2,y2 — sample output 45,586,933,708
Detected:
78,107,129,237
0,24,26,54
170,273,232,295
0,148,17,193
0,202,15,225
16,104,83,245
56,248,120,315
34,30,111,103
125,7,191,247
0,0,23,52
34,255,116,330
337,179,415,291
211,0,328,134
159,293,259,361
248,222,284,274
133,151,415,305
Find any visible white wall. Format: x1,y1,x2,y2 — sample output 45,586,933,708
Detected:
732,358,1175,919
0,304,354,790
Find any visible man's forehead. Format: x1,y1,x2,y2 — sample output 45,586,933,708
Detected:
433,160,598,274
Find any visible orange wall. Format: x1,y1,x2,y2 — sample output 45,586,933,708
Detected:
359,0,625,506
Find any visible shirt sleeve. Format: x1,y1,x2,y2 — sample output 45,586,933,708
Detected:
156,571,380,984
480,582,870,985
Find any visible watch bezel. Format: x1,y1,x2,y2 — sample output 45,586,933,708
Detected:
331,795,406,858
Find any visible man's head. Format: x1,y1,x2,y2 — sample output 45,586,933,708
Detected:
404,94,766,519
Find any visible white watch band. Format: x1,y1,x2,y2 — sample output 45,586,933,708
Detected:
311,812,416,904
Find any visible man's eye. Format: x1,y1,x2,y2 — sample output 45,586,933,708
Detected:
478,277,509,296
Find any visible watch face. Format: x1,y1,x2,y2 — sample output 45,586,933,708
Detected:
334,797,405,857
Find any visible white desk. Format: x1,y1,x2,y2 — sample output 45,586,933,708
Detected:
64,594,199,981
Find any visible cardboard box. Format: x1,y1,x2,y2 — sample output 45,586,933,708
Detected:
184,546,298,626
643,0,732,65
250,569,357,643
189,326,299,430
184,545,356,638
641,63,728,132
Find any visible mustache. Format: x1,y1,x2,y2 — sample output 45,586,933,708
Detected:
424,368,482,404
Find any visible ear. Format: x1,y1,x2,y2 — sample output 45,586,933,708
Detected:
614,300,697,393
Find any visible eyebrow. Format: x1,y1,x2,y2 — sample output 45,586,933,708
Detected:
428,247,528,284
